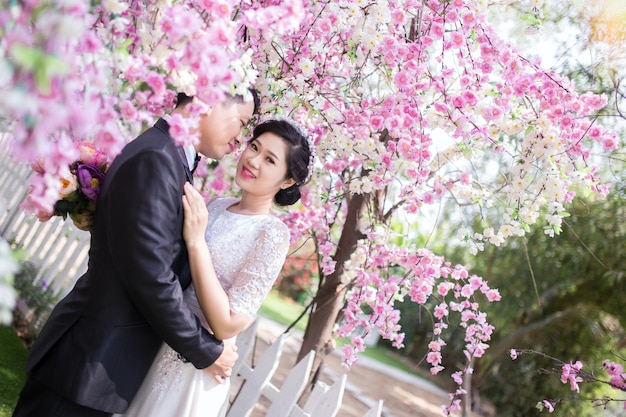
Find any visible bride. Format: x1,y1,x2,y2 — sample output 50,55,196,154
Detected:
116,117,315,417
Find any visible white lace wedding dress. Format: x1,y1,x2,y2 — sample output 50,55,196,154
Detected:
116,197,290,417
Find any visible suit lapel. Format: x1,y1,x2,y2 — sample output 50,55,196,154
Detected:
177,146,194,184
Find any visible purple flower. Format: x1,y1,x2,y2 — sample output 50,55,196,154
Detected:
76,163,105,202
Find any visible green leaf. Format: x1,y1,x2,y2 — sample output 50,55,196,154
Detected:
10,45,68,93
524,125,534,136
10,45,44,71
520,13,542,27
116,38,134,55
346,39,357,61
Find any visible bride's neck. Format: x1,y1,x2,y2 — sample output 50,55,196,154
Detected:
229,195,273,215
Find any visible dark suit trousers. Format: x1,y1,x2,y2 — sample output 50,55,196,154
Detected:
13,375,112,417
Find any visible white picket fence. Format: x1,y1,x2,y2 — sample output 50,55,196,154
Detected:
0,132,383,417
229,320,383,417
0,132,91,297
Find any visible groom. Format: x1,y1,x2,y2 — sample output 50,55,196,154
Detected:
12,89,260,417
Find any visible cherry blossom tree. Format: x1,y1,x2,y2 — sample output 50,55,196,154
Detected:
1,0,621,413
510,349,626,414
243,1,618,412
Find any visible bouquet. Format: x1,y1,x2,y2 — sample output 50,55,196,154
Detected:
32,141,109,232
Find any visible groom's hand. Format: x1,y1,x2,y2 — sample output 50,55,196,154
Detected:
205,340,238,384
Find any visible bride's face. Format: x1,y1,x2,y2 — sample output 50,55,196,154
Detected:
235,132,296,198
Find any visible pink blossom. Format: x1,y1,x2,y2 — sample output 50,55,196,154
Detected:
452,371,463,385
460,310,476,323
428,339,446,351
427,351,442,366
469,276,482,289
437,282,452,296
391,9,406,25
602,360,626,389
370,115,384,131
450,31,464,47
447,10,459,21
422,192,435,204
119,100,137,120
602,359,623,375
431,22,444,39
460,284,474,297
462,12,476,27
318,18,332,33
430,365,444,375
459,172,472,185
542,400,555,413
484,288,501,302
394,71,411,89
161,17,174,35
451,95,465,108
434,102,449,114
588,126,602,138
351,336,365,351
385,116,402,132
602,136,618,151
482,106,503,121
214,2,232,18
609,373,626,390
318,241,335,256
146,72,166,99
561,361,583,393
34,208,53,222
341,344,359,367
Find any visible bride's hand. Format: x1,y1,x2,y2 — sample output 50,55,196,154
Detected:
182,182,208,247
205,340,238,384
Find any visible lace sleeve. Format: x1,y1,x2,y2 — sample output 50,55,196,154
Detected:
226,219,290,320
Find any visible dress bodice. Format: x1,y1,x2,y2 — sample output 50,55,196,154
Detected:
183,197,289,330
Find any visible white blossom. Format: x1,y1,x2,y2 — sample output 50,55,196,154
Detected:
102,0,129,14
349,179,362,194
298,58,316,78
360,177,374,193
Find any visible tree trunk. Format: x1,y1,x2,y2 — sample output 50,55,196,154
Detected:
297,192,367,387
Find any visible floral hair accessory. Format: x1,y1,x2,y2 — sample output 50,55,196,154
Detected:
273,115,316,185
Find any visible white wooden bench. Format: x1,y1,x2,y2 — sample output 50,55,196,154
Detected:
229,320,382,417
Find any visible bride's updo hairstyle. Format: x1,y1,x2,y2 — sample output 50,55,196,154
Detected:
249,117,315,206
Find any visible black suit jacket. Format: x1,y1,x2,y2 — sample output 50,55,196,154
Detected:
25,119,223,413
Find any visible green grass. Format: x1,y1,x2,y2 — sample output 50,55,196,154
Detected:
259,291,421,377
258,290,309,332
0,326,27,417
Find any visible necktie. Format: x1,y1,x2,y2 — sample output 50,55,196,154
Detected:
191,153,201,174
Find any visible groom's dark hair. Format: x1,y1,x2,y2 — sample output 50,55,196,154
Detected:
175,89,260,114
